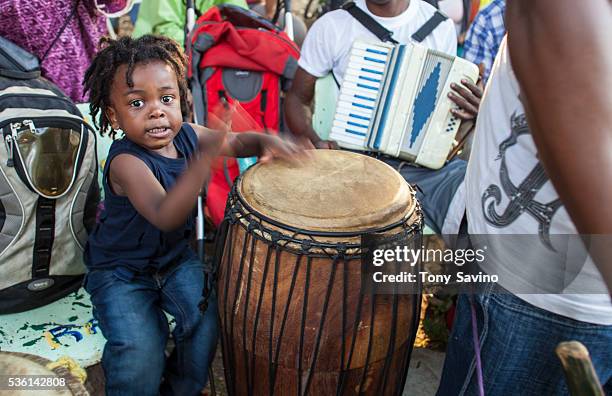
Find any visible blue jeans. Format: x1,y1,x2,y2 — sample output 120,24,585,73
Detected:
437,287,612,395
383,157,466,234
84,259,218,396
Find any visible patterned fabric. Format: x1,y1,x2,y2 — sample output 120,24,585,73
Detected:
0,0,126,103
462,0,505,83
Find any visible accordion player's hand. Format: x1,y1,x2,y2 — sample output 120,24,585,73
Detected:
449,78,483,121
449,63,485,121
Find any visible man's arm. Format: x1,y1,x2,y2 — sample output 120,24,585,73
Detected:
285,67,336,148
506,0,612,292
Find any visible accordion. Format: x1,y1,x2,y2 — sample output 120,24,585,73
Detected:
330,40,479,169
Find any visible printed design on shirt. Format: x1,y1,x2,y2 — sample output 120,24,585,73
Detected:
481,111,562,250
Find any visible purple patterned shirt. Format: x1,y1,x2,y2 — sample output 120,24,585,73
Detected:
0,0,126,103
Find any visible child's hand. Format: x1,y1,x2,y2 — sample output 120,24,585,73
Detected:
259,135,310,164
198,129,227,159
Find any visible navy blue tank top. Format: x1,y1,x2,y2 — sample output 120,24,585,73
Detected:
86,123,199,272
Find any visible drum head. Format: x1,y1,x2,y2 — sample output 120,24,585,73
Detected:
239,150,417,232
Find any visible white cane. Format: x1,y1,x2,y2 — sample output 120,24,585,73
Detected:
186,1,217,394
284,0,294,41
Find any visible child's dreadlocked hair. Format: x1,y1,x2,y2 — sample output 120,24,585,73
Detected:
83,35,189,139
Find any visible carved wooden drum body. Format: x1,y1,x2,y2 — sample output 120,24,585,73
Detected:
217,150,423,395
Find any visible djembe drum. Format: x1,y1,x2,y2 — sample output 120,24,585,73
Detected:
216,150,423,395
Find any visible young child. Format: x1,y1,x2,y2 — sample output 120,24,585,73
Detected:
82,35,301,395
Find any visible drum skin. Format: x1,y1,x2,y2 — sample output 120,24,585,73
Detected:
217,150,422,395
0,352,89,396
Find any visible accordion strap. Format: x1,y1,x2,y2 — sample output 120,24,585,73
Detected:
341,1,448,44
334,2,449,88
411,10,449,43
342,2,399,44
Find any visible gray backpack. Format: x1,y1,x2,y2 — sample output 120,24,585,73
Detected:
0,36,99,313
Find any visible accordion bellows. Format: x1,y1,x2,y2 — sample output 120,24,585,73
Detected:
330,40,479,169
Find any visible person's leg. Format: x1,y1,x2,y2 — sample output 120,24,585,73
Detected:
437,290,612,396
85,268,169,396
158,258,219,395
384,157,467,234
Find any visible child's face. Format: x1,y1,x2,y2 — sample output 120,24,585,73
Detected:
106,60,183,153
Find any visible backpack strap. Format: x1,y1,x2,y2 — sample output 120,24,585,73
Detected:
0,69,41,80
0,36,41,79
190,34,216,126
341,2,399,44
411,10,448,43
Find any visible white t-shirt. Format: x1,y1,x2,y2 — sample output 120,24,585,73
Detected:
465,36,612,325
298,0,457,85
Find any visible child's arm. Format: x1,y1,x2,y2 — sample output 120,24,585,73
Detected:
191,123,308,161
107,131,225,232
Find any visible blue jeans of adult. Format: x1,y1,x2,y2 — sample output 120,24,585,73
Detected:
84,258,218,396
382,157,467,234
437,285,612,395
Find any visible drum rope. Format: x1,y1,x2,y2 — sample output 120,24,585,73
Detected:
241,234,258,396
334,263,348,396
226,198,422,259
226,223,243,396
269,253,304,391
268,245,281,393
302,255,340,395
357,291,378,394
297,256,312,394
248,243,275,392
250,245,272,388
340,264,366,394
378,279,400,393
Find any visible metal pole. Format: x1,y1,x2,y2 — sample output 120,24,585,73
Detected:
186,1,217,394
284,0,294,40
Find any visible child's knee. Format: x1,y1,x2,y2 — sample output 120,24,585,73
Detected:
173,304,205,341
106,335,166,372
174,299,218,344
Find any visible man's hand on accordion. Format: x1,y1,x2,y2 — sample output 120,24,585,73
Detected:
448,63,485,121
